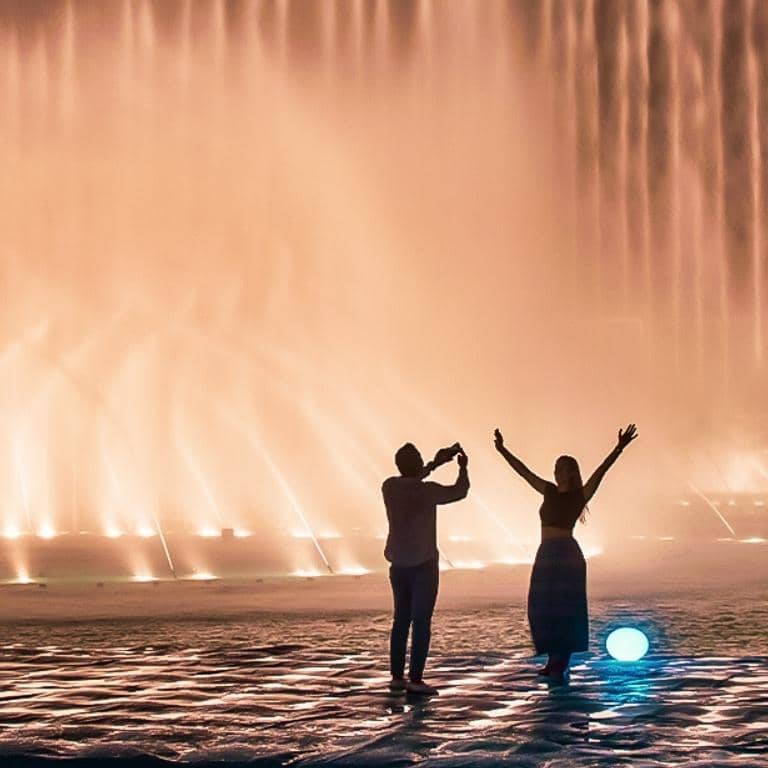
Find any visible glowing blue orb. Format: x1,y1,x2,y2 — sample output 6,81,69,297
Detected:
606,627,649,661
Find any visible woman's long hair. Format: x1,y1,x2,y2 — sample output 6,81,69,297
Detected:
556,455,589,524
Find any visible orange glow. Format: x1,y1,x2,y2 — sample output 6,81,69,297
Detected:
337,566,370,576
497,555,534,566
582,546,604,559
38,523,57,540
0,1,764,588
293,569,323,579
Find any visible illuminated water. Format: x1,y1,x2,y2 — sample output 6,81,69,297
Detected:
2,1,767,584
1,4,767,760
0,591,765,767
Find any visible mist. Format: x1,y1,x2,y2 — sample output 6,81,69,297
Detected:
0,1,766,587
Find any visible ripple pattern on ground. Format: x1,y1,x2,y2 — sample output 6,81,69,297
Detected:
0,598,765,766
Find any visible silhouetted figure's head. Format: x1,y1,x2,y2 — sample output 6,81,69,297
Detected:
554,455,583,492
395,443,424,478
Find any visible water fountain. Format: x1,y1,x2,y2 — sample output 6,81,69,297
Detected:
0,1,765,587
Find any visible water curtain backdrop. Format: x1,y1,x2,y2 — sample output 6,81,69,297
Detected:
0,1,766,576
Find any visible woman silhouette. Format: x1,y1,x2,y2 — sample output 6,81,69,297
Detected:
493,424,638,683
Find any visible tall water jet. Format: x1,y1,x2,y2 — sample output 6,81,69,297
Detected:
0,1,766,583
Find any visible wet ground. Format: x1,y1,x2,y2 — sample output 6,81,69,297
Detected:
0,592,766,767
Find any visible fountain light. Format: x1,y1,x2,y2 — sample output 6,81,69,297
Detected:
319,531,341,539
452,560,485,570
104,526,124,538
583,545,603,559
497,555,533,566
233,529,251,538
38,523,57,539
13,569,33,585
739,537,766,544
293,568,323,578
133,573,157,583
337,566,370,576
188,571,217,581
754,500,765,506
135,525,155,538
291,530,313,539
3,526,22,539
198,526,220,538
678,500,690,506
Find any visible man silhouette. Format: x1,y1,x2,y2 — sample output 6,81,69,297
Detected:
382,442,469,695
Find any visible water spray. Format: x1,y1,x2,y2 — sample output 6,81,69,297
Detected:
216,404,334,574
174,410,224,528
688,483,737,537
472,494,518,539
660,449,737,537
102,445,177,578
11,436,33,533
151,512,177,579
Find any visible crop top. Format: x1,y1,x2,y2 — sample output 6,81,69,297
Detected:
538,482,586,530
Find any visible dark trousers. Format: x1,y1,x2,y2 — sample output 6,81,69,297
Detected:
389,557,439,681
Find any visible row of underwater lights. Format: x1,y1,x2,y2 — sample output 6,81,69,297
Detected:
0,542,605,586
0,567,373,586
3,525,767,545
1,526,378,539
1,525,255,539
0,560,550,586
0,526,446,539
4,572,219,586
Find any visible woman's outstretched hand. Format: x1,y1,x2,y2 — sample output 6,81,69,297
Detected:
493,428,505,452
617,424,638,450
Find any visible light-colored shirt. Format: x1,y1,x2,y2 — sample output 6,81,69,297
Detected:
382,468,469,567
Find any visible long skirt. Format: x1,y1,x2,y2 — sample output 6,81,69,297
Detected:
527,537,588,655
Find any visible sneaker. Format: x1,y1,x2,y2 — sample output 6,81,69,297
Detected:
536,664,551,677
388,676,406,693
406,679,439,696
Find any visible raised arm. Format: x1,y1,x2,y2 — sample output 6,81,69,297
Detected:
427,449,470,505
493,428,548,494
583,424,637,502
